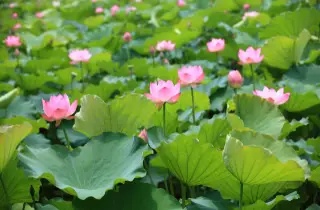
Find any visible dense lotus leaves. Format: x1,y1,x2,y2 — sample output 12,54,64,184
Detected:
232,94,286,138
0,96,37,118
283,91,320,113
73,183,183,210
284,65,320,85
0,117,48,134
19,133,151,200
188,191,235,210
309,166,320,188
279,118,309,140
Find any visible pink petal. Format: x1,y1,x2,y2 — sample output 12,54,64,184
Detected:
52,109,68,120
42,114,54,122
275,93,290,105
168,93,181,104
67,100,78,116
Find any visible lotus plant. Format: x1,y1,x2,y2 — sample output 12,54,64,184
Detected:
253,86,290,105
4,36,21,48
228,70,243,92
207,38,225,61
178,66,205,124
111,5,120,16
95,7,104,14
138,129,148,143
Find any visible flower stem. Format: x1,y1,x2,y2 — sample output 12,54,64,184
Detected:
181,182,187,208
250,64,255,90
163,103,166,137
164,180,169,192
233,88,237,95
191,87,196,124
239,182,243,210
79,62,84,93
62,127,72,151
216,52,219,63
169,175,174,196
127,44,131,61
22,203,26,210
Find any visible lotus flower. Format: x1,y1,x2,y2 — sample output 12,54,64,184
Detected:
92,0,97,2
35,12,44,19
253,86,290,105
238,47,264,64
123,32,132,42
138,129,148,143
12,12,18,19
69,49,92,64
111,5,120,16
242,11,259,20
145,80,180,109
126,6,136,14
4,36,21,47
149,45,155,55
243,3,250,10
178,66,205,87
42,94,78,126
95,7,104,14
13,23,21,30
207,38,225,52
9,3,17,8
156,40,175,52
177,0,186,7
228,70,243,89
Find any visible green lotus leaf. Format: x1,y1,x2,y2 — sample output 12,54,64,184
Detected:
73,182,183,210
223,136,305,185
283,91,320,112
284,65,320,85
84,16,105,29
306,204,320,210
0,117,48,134
19,133,151,200
279,118,309,139
309,166,320,188
0,88,19,109
233,94,286,138
157,134,230,187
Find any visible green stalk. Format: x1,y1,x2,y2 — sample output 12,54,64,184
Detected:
250,64,256,90
0,174,9,202
189,186,195,198
190,87,196,124
239,182,243,210
169,176,174,196
79,62,84,92
164,179,169,193
181,182,187,208
22,203,26,210
127,44,131,61
62,127,72,151
163,103,166,137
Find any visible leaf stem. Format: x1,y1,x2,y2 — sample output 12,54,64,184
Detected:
239,182,243,210
250,64,255,91
169,176,174,196
143,160,155,186
22,203,26,210
190,87,196,124
181,182,187,208
79,62,84,93
163,103,166,137
164,179,169,192
189,186,195,198
62,127,72,151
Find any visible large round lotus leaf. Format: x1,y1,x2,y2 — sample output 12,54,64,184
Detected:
157,134,230,186
233,94,286,138
0,157,40,209
74,94,157,137
73,183,183,210
0,122,32,172
309,166,320,188
18,133,151,200
223,136,305,185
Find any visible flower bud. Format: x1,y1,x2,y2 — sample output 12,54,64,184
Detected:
228,70,243,89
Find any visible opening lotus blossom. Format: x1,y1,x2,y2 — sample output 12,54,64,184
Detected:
242,11,259,20
243,3,250,10
145,80,180,109
42,94,78,126
111,5,120,16
12,12,18,19
9,3,16,8
13,23,21,30
253,86,290,105
177,0,186,7
138,129,148,143
4,36,22,47
35,12,44,19
69,49,92,64
178,66,205,87
207,38,225,52
126,6,136,15
156,40,175,52
123,32,132,42
95,7,104,14
238,47,264,64
228,70,243,89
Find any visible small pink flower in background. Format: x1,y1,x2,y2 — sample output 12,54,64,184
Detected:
52,1,60,7
9,3,16,8
228,70,243,89
149,46,155,55
177,0,186,7
123,32,132,42
13,23,21,30
4,36,22,47
253,86,290,105
138,129,148,143
92,0,97,2
12,12,18,19
145,80,181,109
126,6,136,15
207,38,225,52
243,3,250,10
238,47,264,64
35,12,44,19
14,49,20,56
242,11,259,20
69,49,92,64
42,94,78,126
178,66,205,87
95,7,104,14
111,5,120,16
156,40,175,52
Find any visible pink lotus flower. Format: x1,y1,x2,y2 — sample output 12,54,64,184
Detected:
228,70,243,89
238,47,264,64
111,5,120,16
4,36,21,47
42,94,78,126
138,129,148,143
69,49,92,64
123,32,132,42
156,40,175,52
207,38,225,52
95,7,104,14
9,3,17,8
253,86,290,105
92,0,97,2
13,23,21,30
242,11,259,20
177,0,186,7
35,12,44,19
12,12,18,19
243,3,250,10
178,66,205,87
145,80,181,109
126,6,136,15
